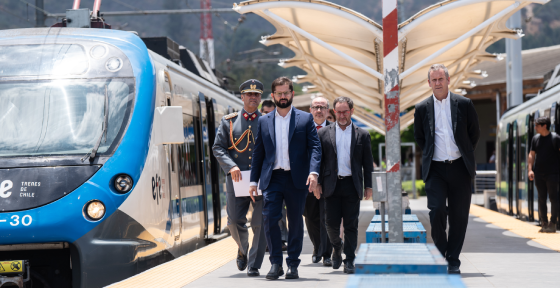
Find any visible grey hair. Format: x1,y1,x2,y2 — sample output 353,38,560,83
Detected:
428,64,450,80
310,96,330,109
333,96,353,110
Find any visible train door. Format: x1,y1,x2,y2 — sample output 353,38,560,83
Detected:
498,123,510,213
206,98,228,235
163,71,182,241
532,110,540,222
196,92,215,238
511,121,519,217
525,115,534,221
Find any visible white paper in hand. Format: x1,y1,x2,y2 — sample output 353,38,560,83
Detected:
233,170,262,197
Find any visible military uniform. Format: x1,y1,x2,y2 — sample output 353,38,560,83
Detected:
212,80,266,272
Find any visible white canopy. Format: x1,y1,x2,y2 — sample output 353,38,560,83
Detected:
234,0,548,133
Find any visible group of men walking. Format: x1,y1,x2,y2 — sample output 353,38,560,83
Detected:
213,76,374,279
212,63,484,279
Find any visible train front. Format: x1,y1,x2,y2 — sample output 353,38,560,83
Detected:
0,28,155,288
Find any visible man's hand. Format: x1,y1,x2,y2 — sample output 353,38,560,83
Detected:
229,166,242,182
314,184,322,200
249,186,258,202
307,174,318,193
528,170,535,181
364,188,373,200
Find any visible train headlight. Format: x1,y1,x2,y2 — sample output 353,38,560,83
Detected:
90,45,107,59
106,57,123,72
85,200,105,221
114,174,133,193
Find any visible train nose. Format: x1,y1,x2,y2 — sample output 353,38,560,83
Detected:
0,166,101,212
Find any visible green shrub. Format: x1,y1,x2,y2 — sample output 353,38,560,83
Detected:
402,180,426,196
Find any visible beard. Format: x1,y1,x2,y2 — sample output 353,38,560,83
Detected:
274,96,293,109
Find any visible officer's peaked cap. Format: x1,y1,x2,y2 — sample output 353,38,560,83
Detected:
240,79,263,94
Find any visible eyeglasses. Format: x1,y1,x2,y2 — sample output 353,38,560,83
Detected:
311,106,328,111
334,110,351,115
274,91,292,97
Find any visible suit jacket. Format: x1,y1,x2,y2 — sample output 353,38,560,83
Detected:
317,122,374,199
414,93,480,181
250,107,322,191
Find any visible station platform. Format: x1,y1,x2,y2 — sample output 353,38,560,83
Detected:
108,197,560,288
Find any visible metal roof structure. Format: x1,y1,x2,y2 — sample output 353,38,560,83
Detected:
234,0,549,134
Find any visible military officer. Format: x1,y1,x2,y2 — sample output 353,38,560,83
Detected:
212,79,267,277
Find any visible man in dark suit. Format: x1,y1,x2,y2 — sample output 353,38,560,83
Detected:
316,96,374,274
304,96,333,267
414,64,480,274
249,77,322,280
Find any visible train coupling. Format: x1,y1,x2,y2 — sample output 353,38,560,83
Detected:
0,260,30,288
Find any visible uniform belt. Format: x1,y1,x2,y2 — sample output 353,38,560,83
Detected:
338,175,351,179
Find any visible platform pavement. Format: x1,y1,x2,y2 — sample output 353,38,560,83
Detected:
184,197,560,288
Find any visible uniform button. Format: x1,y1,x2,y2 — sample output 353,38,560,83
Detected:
249,164,251,167
249,156,252,159
235,138,237,141
249,125,252,129
249,148,252,151
235,154,238,158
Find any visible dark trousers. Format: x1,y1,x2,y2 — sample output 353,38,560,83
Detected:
262,170,308,267
426,158,472,267
534,173,559,225
303,193,333,258
325,177,360,262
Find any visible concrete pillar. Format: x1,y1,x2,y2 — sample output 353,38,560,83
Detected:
506,10,523,108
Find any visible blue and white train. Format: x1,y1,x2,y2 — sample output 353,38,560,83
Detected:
0,28,242,287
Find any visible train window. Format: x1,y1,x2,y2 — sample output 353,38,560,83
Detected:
0,78,134,157
178,114,200,186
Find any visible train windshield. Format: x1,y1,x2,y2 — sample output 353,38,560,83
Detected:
0,78,134,157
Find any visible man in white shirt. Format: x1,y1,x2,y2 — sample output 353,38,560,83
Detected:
315,97,374,274
304,96,333,266
414,64,480,275
249,77,321,280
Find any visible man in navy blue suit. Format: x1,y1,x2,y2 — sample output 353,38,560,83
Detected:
249,77,322,280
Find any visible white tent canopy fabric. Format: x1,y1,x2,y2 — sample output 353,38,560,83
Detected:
234,0,548,134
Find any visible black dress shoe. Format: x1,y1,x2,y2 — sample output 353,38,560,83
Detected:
247,267,260,277
282,241,288,251
312,255,321,263
285,266,299,279
323,257,332,267
236,249,248,271
343,260,355,274
332,246,343,269
266,264,284,280
448,265,461,274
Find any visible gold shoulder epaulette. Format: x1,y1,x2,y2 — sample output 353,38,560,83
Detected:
224,112,238,120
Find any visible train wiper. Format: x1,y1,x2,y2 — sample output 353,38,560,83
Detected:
82,85,109,162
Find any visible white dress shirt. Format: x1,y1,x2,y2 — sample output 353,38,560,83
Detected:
314,120,327,128
336,121,353,176
433,92,461,161
273,107,292,171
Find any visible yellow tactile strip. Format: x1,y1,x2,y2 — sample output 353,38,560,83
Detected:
107,230,253,288
469,204,560,252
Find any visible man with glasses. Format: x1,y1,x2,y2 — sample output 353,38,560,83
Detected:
316,96,374,274
249,77,321,280
212,79,267,277
528,116,560,233
304,96,333,267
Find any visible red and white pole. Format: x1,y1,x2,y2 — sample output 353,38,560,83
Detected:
200,0,215,69
382,0,404,242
